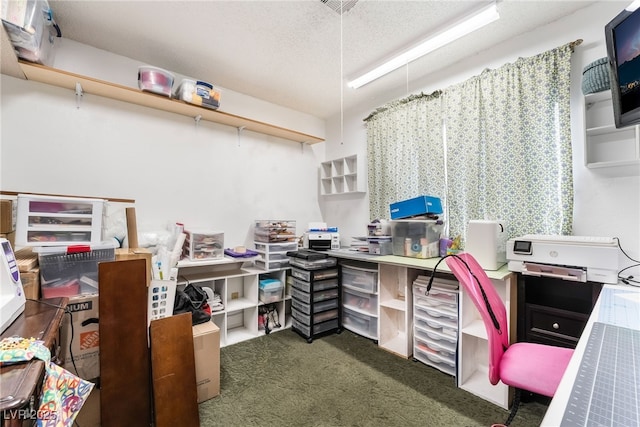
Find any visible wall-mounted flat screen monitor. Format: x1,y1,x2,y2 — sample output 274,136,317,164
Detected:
605,1,640,129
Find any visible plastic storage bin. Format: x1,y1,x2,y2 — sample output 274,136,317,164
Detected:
183,230,224,260
342,306,378,338
1,0,58,65
258,278,284,303
254,241,298,253
291,277,338,294
391,220,444,259
174,79,221,109
254,220,296,243
342,286,378,315
291,266,338,282
292,317,339,338
291,308,339,325
138,66,175,97
289,256,337,270
291,297,338,315
15,194,105,247
291,287,338,304
35,241,116,298
367,236,392,255
341,264,378,293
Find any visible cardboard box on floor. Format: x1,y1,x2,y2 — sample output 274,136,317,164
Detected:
60,294,100,381
193,320,220,402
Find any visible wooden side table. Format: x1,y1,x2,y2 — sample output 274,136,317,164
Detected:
0,298,68,427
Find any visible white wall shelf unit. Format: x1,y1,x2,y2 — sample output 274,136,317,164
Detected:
177,258,291,347
320,154,367,195
584,90,640,176
16,61,324,145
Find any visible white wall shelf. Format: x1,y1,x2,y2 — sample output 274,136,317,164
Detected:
16,61,324,145
584,90,640,176
320,154,367,195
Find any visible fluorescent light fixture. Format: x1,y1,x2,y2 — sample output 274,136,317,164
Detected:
347,1,500,89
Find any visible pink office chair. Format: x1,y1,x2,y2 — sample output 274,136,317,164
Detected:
441,252,574,426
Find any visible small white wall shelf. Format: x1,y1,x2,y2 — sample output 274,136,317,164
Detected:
584,90,640,176
320,154,367,195
16,61,324,145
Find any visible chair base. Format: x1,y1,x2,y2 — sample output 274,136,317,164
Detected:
504,388,521,425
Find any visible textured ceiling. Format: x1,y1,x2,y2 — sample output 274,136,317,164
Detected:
43,0,598,119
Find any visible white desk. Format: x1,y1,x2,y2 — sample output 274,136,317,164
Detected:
542,284,640,426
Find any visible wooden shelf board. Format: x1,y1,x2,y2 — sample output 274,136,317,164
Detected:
19,61,324,145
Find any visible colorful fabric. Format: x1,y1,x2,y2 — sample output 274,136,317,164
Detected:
0,336,93,426
37,362,94,427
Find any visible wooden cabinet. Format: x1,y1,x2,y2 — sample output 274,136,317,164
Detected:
517,275,602,348
320,154,366,195
584,90,640,176
176,258,290,347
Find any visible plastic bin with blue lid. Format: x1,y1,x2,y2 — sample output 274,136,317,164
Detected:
259,278,283,303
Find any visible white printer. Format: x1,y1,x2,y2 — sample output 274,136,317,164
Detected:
506,234,619,284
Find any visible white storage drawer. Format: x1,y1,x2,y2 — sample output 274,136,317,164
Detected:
342,306,377,339
341,264,378,293
414,333,456,359
413,286,458,315
255,258,290,271
16,194,105,246
291,277,338,293
291,287,339,304
414,314,458,338
291,297,339,315
415,305,458,328
258,251,289,262
342,286,378,316
413,345,456,376
414,324,457,347
254,241,298,253
291,307,339,326
414,317,458,345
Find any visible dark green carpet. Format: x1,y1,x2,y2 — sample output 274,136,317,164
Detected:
198,329,547,426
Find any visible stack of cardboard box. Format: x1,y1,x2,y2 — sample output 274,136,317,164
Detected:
14,247,40,300
0,199,16,247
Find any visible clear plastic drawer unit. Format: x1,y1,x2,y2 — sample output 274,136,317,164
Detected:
16,194,105,246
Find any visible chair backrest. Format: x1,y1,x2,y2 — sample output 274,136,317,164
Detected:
445,252,509,385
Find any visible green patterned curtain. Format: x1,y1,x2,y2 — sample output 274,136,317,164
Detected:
366,42,575,241
444,43,574,241
366,92,445,220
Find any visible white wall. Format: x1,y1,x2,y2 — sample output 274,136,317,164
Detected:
0,71,326,248
321,1,640,271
